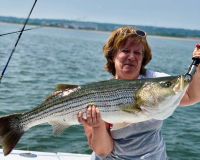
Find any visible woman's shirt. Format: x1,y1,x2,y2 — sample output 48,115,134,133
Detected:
91,70,169,160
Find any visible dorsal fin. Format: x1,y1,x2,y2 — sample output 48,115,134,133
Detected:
55,84,78,91
45,84,79,102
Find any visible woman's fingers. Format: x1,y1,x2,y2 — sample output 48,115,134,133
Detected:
77,111,86,124
87,106,93,125
91,105,97,124
196,44,200,49
86,104,102,127
77,104,103,128
193,44,200,58
87,105,97,125
96,107,101,123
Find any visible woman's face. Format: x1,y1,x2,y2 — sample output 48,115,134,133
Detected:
114,38,144,80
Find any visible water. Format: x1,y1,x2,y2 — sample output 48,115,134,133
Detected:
0,23,200,159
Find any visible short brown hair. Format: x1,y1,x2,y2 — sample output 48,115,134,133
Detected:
103,26,152,76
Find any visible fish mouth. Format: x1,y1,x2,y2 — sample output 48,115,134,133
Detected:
173,75,189,93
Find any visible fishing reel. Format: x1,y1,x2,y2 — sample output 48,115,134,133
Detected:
185,44,200,81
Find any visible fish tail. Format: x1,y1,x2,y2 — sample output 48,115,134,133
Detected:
0,113,24,156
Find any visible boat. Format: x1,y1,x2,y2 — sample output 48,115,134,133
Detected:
0,149,91,160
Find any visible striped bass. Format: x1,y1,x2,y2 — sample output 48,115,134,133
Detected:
0,75,190,156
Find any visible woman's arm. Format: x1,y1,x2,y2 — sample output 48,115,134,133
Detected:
77,105,114,157
180,45,200,106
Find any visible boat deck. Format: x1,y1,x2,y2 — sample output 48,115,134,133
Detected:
0,149,91,160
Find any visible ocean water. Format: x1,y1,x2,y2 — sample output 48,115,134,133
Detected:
0,23,200,159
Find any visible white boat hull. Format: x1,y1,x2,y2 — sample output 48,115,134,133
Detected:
0,149,90,160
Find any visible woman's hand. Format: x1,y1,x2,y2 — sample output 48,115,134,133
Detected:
180,44,200,106
193,44,200,75
77,104,114,157
78,104,104,128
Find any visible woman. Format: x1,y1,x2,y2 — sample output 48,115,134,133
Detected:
77,26,200,160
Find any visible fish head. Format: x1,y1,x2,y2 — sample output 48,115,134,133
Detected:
135,75,190,119
153,75,190,95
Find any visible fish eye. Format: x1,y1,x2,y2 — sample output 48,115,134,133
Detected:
160,81,172,88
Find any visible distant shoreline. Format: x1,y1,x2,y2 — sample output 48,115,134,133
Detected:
149,35,200,42
0,21,200,42
1,16,200,37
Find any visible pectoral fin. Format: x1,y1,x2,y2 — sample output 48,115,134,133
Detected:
122,104,142,113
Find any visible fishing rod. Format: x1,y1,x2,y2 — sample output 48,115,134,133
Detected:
0,26,41,37
0,0,38,83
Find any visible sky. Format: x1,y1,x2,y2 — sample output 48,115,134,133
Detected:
0,0,199,30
